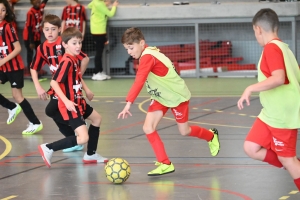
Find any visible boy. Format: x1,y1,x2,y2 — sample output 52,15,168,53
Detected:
0,0,42,135
237,8,300,190
38,27,107,168
30,14,89,153
118,27,220,176
23,0,47,73
61,0,86,38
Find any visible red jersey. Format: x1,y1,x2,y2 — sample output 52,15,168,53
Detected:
61,4,86,32
53,54,87,120
126,45,169,103
30,36,87,95
261,39,289,84
22,0,47,42
0,20,24,72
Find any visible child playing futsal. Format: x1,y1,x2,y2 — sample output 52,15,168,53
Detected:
118,27,220,176
0,0,43,135
38,27,108,168
30,14,89,153
237,8,300,190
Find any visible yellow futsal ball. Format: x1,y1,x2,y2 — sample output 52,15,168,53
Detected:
105,158,131,184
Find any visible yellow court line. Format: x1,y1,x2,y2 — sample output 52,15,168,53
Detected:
0,195,18,200
0,135,12,160
279,196,290,200
138,99,251,129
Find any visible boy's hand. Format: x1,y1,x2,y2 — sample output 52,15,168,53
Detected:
118,102,132,119
237,87,252,110
113,0,118,6
65,99,77,113
36,87,48,100
85,89,94,101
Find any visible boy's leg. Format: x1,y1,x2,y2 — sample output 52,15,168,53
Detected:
144,107,175,176
8,70,42,134
82,106,108,163
45,97,84,152
245,118,283,168
38,117,88,168
171,101,220,156
24,40,33,72
272,128,300,189
0,93,22,124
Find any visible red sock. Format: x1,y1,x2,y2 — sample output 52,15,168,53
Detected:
189,126,213,142
294,178,300,190
263,149,283,168
146,131,171,165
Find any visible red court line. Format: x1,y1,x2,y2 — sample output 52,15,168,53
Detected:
101,121,144,135
83,181,252,200
0,152,38,164
191,98,221,108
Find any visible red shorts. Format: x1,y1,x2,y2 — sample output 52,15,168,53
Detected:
246,118,297,157
148,100,189,123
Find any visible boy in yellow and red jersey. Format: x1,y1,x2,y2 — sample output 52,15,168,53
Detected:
118,27,220,176
238,8,300,190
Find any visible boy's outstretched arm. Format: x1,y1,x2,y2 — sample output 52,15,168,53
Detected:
237,69,285,110
118,102,132,119
50,80,77,112
30,68,47,100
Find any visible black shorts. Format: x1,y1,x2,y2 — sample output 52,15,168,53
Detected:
46,96,94,128
68,103,93,130
0,69,24,89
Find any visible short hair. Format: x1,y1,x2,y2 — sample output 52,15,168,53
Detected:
121,27,145,44
61,27,82,44
41,14,62,28
0,0,15,23
252,8,279,32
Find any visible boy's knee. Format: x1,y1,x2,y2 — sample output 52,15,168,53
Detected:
143,125,154,134
77,135,89,145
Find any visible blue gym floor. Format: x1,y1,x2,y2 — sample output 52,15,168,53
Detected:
0,78,299,200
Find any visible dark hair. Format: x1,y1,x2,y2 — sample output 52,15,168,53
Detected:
61,27,82,44
121,27,145,44
0,0,15,23
252,8,279,32
41,14,62,28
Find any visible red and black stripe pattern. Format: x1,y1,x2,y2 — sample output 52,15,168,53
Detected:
61,4,86,32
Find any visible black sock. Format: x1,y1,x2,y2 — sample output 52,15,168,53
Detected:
0,94,16,110
54,120,75,137
87,125,100,155
46,135,77,151
19,98,40,124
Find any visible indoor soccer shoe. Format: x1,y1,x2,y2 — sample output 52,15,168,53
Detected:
82,152,108,164
208,128,220,156
62,145,84,153
22,121,43,135
7,103,22,124
38,144,53,168
147,162,175,176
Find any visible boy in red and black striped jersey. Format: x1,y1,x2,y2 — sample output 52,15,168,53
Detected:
38,27,107,168
31,14,89,153
0,0,43,135
23,0,48,73
61,0,86,38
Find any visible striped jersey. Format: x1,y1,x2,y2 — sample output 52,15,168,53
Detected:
0,20,24,72
61,4,86,32
53,54,87,120
30,36,86,95
23,0,48,42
